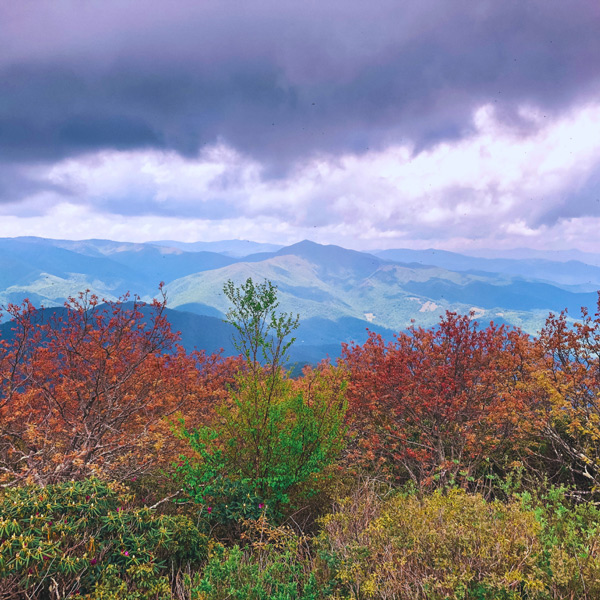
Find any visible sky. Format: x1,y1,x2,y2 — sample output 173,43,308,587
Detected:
1,0,600,252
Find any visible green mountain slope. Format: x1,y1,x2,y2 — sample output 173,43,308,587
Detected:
163,243,593,335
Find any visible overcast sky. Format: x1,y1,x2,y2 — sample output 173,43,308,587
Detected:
1,0,599,251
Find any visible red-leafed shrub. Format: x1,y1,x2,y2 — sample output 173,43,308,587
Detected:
342,312,541,486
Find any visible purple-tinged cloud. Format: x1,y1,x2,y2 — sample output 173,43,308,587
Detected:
1,0,599,169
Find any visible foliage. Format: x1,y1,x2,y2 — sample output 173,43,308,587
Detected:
0,478,207,599
6,280,600,599
74,564,173,600
536,293,600,493
520,486,600,599
186,516,334,600
342,312,540,487
0,289,234,486
318,481,545,600
223,277,299,374
178,278,347,524
5,479,600,600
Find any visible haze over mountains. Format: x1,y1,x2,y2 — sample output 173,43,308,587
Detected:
0,236,598,364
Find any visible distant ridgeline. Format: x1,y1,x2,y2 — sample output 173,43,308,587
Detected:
0,236,598,364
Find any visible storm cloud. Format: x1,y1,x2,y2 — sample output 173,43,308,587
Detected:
1,0,599,167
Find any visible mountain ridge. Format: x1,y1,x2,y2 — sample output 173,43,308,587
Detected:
0,236,597,363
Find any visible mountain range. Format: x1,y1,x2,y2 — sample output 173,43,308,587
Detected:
0,236,598,364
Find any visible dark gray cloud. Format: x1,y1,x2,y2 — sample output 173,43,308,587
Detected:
0,0,599,171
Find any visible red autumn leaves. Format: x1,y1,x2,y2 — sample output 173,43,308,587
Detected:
343,312,548,486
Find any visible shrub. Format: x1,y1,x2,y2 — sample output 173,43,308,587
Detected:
342,314,540,488
0,290,234,485
537,293,600,494
0,478,207,598
178,279,347,527
318,482,545,599
186,516,334,600
74,564,173,600
521,486,600,599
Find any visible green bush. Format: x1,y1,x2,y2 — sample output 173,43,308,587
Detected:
75,564,173,600
178,379,346,524
521,486,600,599
0,478,207,598
187,516,334,600
177,278,346,527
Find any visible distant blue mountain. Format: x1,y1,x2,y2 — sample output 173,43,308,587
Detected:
463,247,600,267
0,238,144,293
0,236,597,363
374,248,600,291
402,279,597,313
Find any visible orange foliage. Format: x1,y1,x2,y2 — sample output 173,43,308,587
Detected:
291,360,348,409
537,293,600,490
342,312,541,486
0,289,236,486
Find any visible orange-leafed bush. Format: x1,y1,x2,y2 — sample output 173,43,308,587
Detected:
0,290,234,486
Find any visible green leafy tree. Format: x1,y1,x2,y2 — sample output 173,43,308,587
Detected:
223,277,299,373
178,278,346,523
